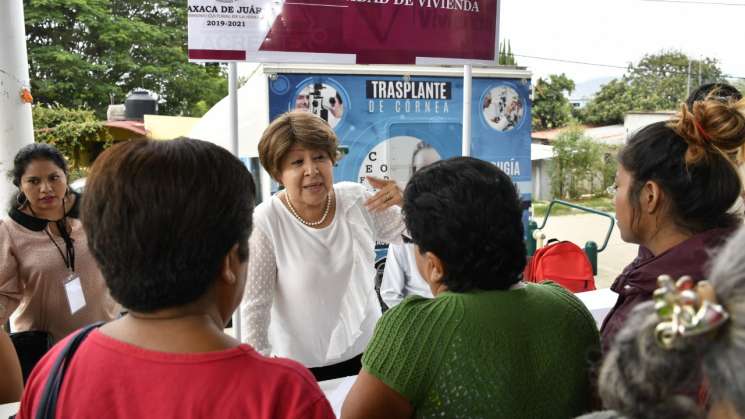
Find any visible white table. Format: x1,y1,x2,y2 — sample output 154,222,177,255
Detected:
575,287,618,328
319,375,356,418
0,401,19,418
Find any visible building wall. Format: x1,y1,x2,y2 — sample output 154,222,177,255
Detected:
532,159,553,201
624,112,674,138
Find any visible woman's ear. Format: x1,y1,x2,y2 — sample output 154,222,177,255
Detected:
219,243,242,286
641,180,663,214
425,252,445,285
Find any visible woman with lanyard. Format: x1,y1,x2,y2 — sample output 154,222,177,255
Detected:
0,143,118,379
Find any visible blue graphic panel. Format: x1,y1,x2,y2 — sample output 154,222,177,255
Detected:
269,74,530,186
268,73,533,248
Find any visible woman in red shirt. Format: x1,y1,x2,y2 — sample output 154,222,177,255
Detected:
17,139,333,419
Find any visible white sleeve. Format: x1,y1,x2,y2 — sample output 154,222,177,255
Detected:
240,227,276,356
379,243,409,308
362,190,405,244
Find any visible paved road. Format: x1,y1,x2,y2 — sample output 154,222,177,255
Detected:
535,213,638,289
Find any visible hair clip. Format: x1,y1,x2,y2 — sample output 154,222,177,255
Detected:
653,275,729,350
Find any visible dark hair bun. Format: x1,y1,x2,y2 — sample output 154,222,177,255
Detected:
670,98,745,166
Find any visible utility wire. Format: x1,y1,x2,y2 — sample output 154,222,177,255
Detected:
513,53,745,80
641,0,745,6
513,54,629,70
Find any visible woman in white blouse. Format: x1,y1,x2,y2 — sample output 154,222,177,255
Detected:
240,111,405,381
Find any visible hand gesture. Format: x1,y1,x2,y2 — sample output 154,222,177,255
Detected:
364,176,402,212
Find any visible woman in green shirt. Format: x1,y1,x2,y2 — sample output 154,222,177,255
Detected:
343,157,600,419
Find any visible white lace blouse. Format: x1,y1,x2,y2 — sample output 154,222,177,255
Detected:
240,182,404,368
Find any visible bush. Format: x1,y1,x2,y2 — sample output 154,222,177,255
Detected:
550,125,617,199
33,105,113,169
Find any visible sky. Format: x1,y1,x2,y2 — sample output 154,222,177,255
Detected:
500,0,745,86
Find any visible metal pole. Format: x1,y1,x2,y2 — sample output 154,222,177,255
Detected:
686,60,692,98
462,64,472,157
228,62,239,156
228,62,242,342
0,0,35,210
698,56,702,86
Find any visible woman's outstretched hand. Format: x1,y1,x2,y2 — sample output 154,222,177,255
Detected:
364,176,403,212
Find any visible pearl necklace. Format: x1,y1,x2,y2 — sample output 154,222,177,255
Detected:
285,191,332,226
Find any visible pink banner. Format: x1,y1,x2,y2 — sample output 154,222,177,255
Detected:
259,0,497,64
188,49,247,61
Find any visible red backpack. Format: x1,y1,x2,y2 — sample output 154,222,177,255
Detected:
524,240,596,293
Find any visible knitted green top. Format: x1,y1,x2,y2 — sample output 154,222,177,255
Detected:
362,282,600,419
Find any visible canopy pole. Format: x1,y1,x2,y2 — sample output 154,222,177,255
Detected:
228,62,242,342
228,62,239,156
0,0,34,208
462,64,472,156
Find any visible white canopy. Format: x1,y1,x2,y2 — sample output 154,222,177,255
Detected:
188,63,269,159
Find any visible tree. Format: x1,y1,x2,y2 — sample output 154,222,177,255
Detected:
549,125,602,199
581,50,724,125
498,40,517,65
532,74,575,130
33,105,113,170
24,0,227,118
581,79,634,125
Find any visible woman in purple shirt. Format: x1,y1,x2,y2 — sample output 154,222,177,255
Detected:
601,97,745,352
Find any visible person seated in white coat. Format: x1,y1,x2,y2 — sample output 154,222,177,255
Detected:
380,243,434,309
380,141,440,308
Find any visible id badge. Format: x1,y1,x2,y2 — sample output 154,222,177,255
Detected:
64,273,86,314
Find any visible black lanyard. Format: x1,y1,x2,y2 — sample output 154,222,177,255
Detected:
44,219,75,272
28,197,76,272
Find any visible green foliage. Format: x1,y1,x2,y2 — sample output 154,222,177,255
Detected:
550,125,602,199
581,50,723,125
32,105,112,169
600,145,619,195
532,196,614,218
498,40,517,65
24,0,228,118
189,100,211,117
581,79,634,125
68,167,90,183
532,74,575,130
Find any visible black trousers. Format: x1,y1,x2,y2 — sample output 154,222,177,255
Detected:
310,353,363,382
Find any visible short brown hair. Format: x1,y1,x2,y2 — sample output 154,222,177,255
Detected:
258,111,338,181
81,138,255,312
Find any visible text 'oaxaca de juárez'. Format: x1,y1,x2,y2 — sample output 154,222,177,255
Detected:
188,5,262,14
348,0,481,13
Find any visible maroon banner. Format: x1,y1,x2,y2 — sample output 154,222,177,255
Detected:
188,49,247,61
259,0,497,64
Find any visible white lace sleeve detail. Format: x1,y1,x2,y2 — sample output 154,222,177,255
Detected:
370,200,405,244
240,227,276,356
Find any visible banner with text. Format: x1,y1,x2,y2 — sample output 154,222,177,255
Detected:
188,0,499,64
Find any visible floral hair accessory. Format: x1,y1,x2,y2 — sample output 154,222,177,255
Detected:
654,275,729,350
